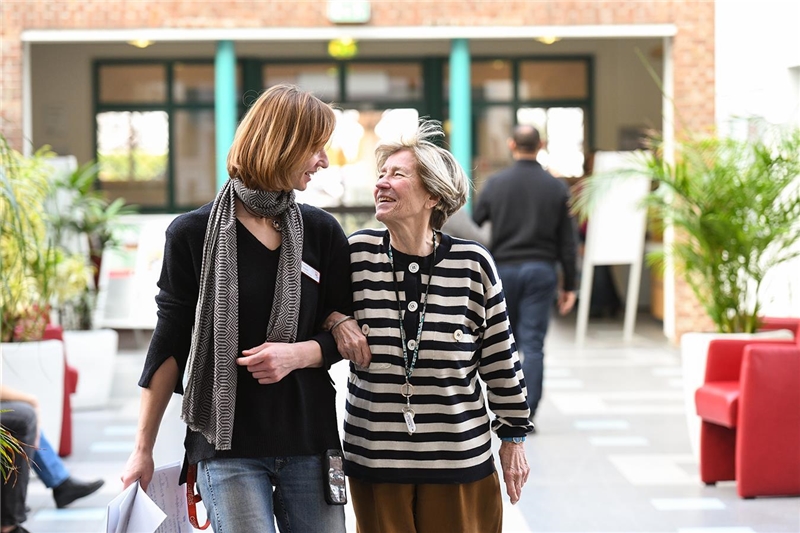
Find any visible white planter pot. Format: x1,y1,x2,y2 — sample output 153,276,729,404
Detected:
63,329,119,409
1,339,66,447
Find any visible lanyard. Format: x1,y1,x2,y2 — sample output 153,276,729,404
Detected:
186,464,211,529
387,229,437,433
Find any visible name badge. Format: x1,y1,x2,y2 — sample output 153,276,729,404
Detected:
301,261,321,283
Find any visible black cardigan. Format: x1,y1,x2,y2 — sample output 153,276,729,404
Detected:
138,202,352,471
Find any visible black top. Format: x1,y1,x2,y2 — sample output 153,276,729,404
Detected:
472,159,578,291
138,202,352,476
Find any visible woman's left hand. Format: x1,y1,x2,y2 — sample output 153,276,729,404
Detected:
498,441,530,504
238,341,320,384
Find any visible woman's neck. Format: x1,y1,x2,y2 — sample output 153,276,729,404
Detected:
387,223,436,256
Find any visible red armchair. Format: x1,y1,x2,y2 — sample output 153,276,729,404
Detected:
695,337,800,498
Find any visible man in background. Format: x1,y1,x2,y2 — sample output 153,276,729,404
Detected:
472,125,578,429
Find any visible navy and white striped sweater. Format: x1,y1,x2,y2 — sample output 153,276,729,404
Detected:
344,229,532,485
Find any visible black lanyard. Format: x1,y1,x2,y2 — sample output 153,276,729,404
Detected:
387,229,437,381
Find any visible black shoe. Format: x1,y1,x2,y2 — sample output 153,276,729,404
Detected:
8,526,32,533
53,477,105,508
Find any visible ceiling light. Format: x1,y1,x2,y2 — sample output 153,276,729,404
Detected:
128,39,154,49
535,36,561,45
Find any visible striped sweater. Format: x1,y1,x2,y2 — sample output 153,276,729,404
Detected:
344,229,533,485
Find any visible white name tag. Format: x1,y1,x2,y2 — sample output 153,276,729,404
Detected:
301,261,321,283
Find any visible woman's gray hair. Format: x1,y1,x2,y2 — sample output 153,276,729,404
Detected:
374,119,470,230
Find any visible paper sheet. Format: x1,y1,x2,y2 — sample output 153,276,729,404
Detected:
106,462,193,533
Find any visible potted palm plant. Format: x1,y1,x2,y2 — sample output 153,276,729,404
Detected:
46,160,136,409
575,127,800,334
574,126,800,458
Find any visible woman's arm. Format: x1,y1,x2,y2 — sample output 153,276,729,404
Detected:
324,311,371,368
121,357,179,491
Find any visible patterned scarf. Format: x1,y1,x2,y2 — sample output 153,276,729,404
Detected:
181,178,304,450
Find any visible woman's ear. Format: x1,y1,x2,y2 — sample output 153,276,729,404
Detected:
427,196,441,210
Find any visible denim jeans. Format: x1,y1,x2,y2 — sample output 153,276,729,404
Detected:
32,432,70,489
196,455,346,533
497,261,558,419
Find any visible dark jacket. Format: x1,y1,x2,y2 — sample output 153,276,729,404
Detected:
473,159,578,291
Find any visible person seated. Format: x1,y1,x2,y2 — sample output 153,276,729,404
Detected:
33,432,104,508
1,400,37,533
0,386,104,514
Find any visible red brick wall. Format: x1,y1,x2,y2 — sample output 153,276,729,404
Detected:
0,0,716,338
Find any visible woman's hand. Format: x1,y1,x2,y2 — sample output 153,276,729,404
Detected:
332,318,372,368
121,449,155,491
498,441,530,504
238,340,322,384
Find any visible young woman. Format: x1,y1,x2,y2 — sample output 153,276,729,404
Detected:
121,85,350,533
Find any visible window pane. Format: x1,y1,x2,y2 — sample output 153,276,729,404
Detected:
518,61,588,100
264,64,340,101
99,65,166,104
517,107,585,178
473,106,514,193
345,63,422,101
445,60,512,102
173,63,215,104
173,63,243,104
296,108,419,209
96,111,169,207
174,110,216,206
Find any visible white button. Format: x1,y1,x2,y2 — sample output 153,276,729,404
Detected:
409,262,420,273
407,339,417,350
453,330,464,341
361,324,370,335
408,301,419,312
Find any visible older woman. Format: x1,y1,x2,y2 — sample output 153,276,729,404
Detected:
327,119,532,533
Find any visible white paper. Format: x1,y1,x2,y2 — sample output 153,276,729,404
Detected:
106,481,167,533
145,462,194,533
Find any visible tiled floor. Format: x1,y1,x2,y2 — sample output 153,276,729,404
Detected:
20,313,800,532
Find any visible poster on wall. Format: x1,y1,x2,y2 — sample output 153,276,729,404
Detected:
94,214,178,330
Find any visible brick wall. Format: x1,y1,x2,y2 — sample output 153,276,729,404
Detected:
0,0,716,338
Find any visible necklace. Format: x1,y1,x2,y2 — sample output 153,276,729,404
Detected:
388,229,437,435
240,201,281,232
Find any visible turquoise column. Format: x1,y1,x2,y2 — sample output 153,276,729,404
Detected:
449,38,472,209
215,40,237,190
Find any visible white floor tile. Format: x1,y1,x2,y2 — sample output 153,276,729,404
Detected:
90,441,135,453
609,454,699,486
590,436,649,446
33,507,107,520
574,419,631,430
651,498,725,510
543,378,585,389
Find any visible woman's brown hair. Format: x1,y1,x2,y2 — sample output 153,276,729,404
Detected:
227,84,335,191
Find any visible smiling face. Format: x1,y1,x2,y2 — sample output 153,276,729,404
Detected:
290,148,330,191
374,149,439,230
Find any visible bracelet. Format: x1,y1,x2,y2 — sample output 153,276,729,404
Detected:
500,436,526,444
330,315,354,333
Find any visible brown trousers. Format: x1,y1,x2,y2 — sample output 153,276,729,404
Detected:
348,472,503,533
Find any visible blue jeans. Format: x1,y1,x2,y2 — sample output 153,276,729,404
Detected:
196,455,345,533
32,432,70,488
497,261,558,419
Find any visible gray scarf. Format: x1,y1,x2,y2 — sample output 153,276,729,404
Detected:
181,178,304,450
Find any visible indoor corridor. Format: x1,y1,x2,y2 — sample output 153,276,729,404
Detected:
19,313,800,533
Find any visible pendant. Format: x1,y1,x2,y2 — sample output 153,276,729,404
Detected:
400,382,414,398
402,406,416,434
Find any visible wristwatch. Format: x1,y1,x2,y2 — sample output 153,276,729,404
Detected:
500,436,526,444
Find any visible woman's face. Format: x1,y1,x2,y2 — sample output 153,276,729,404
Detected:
374,149,437,228
291,148,329,191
